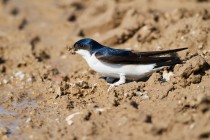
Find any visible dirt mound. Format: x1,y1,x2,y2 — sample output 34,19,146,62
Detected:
1,0,210,139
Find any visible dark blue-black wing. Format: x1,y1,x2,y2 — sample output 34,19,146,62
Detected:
95,47,187,66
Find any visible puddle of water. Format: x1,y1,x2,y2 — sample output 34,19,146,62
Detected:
0,119,18,136
0,88,38,136
0,106,15,115
0,86,39,137
13,99,37,108
0,106,18,136
0,99,37,136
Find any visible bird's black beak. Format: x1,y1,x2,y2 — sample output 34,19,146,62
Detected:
68,45,76,55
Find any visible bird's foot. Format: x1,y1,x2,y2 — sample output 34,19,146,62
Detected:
107,84,116,93
107,74,126,93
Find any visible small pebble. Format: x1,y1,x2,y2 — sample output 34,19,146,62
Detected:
2,79,8,84
26,118,31,123
14,71,25,81
162,71,174,82
136,91,149,100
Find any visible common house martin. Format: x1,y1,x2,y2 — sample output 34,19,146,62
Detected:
70,38,187,92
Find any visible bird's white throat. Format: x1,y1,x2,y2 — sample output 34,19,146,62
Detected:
76,49,91,60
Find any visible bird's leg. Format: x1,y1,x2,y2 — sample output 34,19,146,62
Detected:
108,74,126,92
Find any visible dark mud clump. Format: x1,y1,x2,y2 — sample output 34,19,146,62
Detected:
1,0,210,140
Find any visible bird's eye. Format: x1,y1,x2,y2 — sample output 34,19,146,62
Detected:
79,44,85,49
74,44,80,49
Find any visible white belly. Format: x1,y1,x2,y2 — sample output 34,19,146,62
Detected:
86,54,156,80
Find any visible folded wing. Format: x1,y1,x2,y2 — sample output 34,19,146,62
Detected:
95,47,187,67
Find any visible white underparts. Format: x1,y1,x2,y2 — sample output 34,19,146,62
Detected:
75,49,161,81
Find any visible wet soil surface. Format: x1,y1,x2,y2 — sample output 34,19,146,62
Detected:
1,0,210,140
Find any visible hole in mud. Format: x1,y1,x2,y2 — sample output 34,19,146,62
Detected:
30,36,41,50
199,132,210,139
202,108,209,113
193,63,210,78
202,9,210,20
66,101,74,110
113,99,120,107
51,68,59,76
10,8,19,16
71,2,84,10
145,115,152,123
152,127,167,136
130,101,138,109
34,51,51,62
153,15,159,22
0,57,5,64
17,63,27,68
62,76,70,82
42,73,48,80
2,0,10,5
0,65,6,73
18,19,28,30
84,112,92,121
72,136,78,140
78,30,85,37
68,14,76,22
197,0,209,2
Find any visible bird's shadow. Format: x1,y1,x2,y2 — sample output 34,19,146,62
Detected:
0,58,5,64
100,63,210,84
99,64,178,84
100,76,150,84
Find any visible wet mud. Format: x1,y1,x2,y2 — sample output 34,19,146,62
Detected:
0,0,210,139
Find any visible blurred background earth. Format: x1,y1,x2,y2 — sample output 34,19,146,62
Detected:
0,0,210,139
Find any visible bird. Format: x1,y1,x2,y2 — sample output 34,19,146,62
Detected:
70,38,187,92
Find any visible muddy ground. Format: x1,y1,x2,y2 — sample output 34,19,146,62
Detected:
0,0,210,140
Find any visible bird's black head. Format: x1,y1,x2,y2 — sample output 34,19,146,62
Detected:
70,38,103,54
